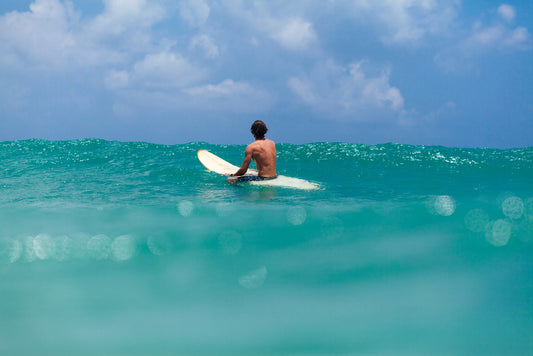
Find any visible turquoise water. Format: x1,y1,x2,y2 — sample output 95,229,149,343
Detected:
1,139,532,356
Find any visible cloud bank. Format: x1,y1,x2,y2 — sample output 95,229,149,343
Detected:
0,0,531,146
288,61,404,120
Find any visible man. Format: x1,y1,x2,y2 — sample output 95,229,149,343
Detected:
226,120,277,183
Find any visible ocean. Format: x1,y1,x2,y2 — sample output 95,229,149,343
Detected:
1,139,532,356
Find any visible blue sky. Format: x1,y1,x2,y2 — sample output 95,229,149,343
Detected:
0,0,531,147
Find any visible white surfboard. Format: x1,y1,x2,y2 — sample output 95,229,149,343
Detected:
197,150,320,190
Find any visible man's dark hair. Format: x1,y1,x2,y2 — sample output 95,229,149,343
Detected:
251,120,268,139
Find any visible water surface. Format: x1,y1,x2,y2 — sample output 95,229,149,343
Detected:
1,140,532,355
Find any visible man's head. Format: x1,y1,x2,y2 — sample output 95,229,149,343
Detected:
251,120,268,139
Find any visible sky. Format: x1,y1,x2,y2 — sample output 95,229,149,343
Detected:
0,0,532,148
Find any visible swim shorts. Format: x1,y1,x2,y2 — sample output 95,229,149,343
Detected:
232,175,277,182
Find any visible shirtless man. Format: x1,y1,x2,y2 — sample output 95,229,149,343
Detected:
226,120,277,183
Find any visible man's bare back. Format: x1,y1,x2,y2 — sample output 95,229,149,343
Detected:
238,138,277,177
227,120,277,182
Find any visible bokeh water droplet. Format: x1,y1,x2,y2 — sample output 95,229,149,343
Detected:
239,266,268,289
0,238,22,265
9,239,23,263
287,206,307,226
53,235,71,261
502,196,524,220
111,235,136,261
434,195,456,216
147,235,172,256
23,236,36,262
87,234,112,260
485,219,512,247
178,200,194,217
33,234,55,260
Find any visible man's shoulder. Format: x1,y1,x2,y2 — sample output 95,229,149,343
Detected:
245,142,258,154
246,141,258,149
257,138,275,146
248,138,275,150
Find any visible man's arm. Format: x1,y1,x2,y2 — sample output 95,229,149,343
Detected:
233,146,253,176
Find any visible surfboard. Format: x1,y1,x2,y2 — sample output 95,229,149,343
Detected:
197,150,320,190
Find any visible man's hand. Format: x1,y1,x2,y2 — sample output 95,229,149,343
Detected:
226,175,238,184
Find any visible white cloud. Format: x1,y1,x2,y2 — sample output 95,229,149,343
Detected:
497,4,515,23
104,70,130,89
353,64,404,111
504,27,529,47
435,5,530,71
180,0,210,27
90,0,164,36
0,0,274,117
190,34,219,59
185,79,251,97
0,0,166,69
273,18,316,50
103,49,205,98
109,79,273,114
83,0,165,60
287,77,316,104
340,0,460,45
183,79,273,112
220,2,317,50
132,51,204,88
465,23,529,51
288,60,404,120
220,0,458,47
0,0,78,67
